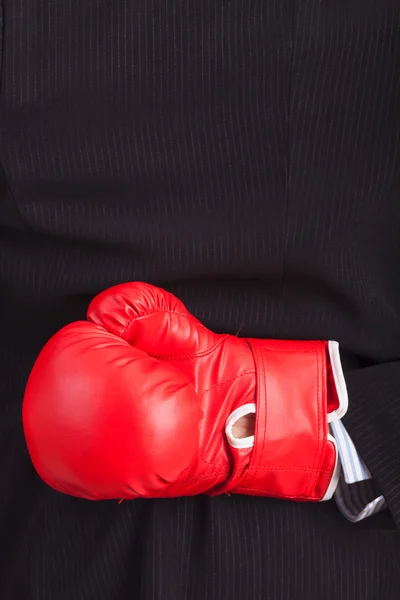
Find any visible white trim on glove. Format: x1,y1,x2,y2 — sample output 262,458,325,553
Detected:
225,403,256,449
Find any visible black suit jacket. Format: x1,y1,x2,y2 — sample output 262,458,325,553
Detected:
1,1,399,599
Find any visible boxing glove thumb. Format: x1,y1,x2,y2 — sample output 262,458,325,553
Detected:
88,282,218,358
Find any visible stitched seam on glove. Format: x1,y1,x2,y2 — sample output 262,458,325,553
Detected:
179,465,230,484
154,336,231,361
246,466,333,473
236,486,320,500
200,369,256,398
302,345,325,498
251,343,266,474
120,308,217,351
119,309,210,333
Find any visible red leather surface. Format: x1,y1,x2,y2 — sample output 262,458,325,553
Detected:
23,282,337,501
233,339,336,500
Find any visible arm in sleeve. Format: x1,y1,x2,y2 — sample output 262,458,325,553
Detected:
340,363,400,527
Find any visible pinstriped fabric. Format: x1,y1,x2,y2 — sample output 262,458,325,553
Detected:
1,1,400,599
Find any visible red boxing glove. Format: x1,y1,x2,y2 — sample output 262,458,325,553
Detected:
23,282,348,501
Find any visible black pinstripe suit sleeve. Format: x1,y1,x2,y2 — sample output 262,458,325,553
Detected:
344,364,400,526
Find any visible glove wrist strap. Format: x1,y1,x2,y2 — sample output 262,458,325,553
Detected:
232,339,334,501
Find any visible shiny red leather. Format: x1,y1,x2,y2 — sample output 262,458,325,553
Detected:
23,282,340,502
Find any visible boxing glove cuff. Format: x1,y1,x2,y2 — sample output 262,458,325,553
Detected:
221,340,347,501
